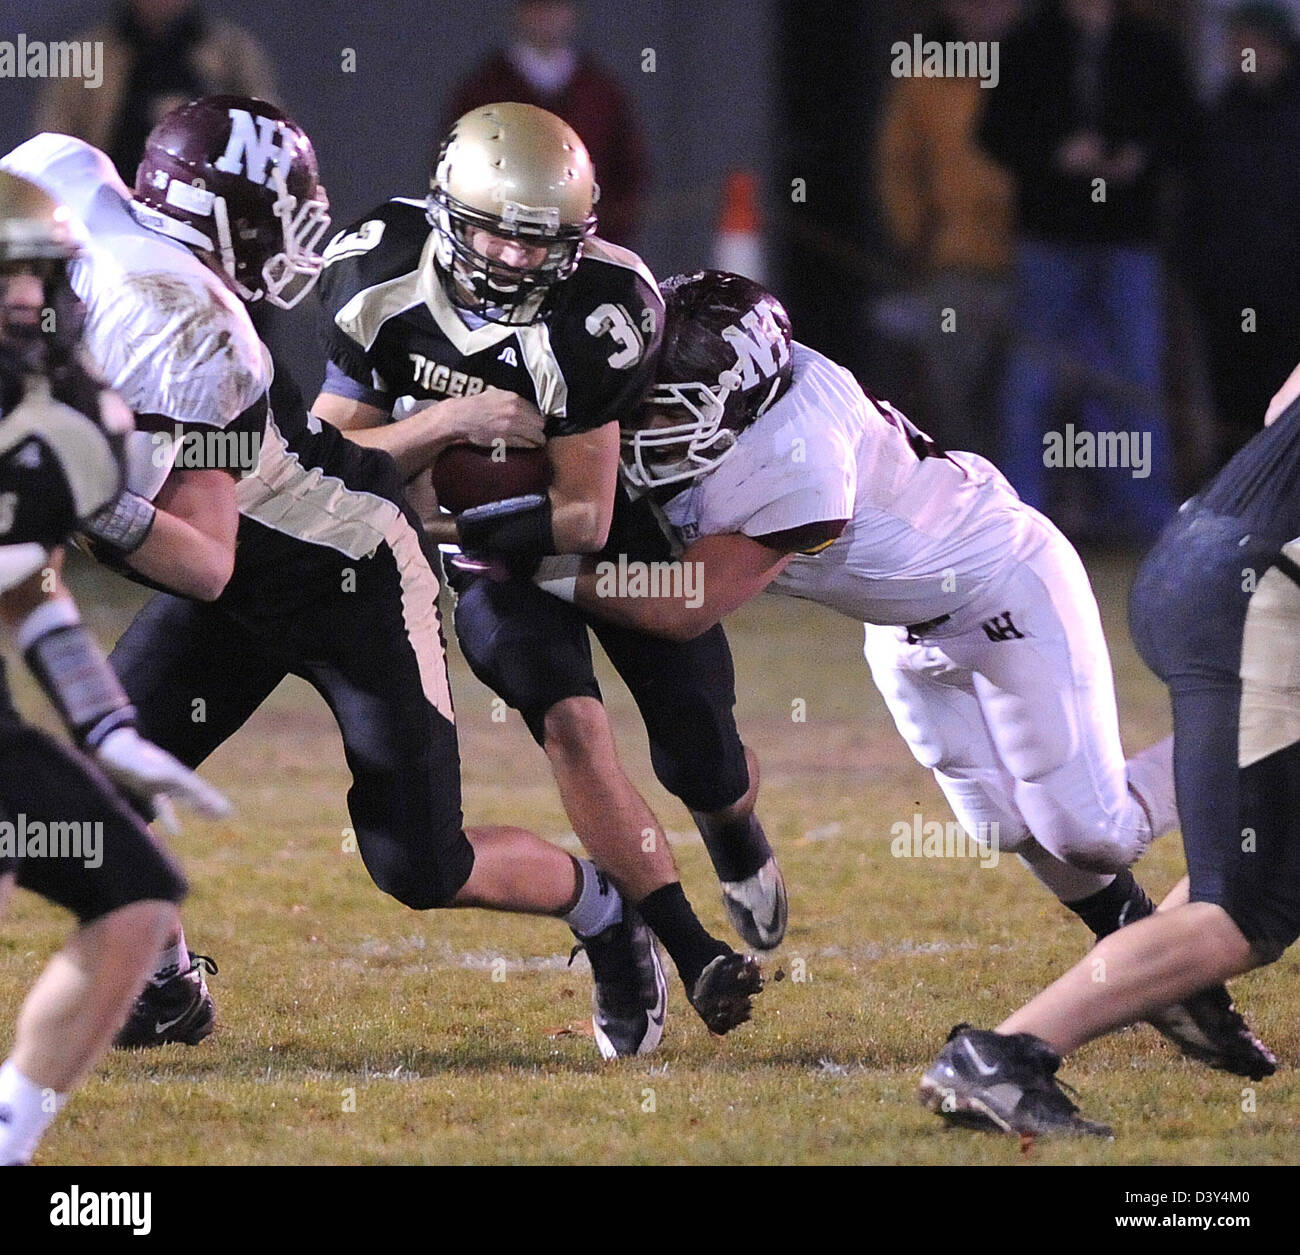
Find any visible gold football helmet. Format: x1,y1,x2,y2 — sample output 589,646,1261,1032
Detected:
0,171,83,361
0,171,75,265
426,102,599,325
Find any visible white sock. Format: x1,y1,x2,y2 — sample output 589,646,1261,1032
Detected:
1018,838,1114,902
0,1058,66,1165
151,927,188,985
563,859,623,939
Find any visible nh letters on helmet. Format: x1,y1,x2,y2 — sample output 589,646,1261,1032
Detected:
722,307,792,389
214,110,294,188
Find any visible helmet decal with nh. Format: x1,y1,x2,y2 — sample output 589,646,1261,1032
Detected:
621,270,794,492
133,96,330,309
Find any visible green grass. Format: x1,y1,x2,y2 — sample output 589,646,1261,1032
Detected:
3,551,1297,1164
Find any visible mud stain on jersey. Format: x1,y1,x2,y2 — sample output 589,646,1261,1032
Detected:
119,272,258,418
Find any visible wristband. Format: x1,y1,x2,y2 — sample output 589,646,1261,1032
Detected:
456,493,555,562
533,554,582,602
19,599,136,747
82,489,156,555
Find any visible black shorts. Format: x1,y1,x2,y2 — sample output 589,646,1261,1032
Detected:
110,435,474,910
0,671,187,923
1130,506,1300,962
453,574,751,814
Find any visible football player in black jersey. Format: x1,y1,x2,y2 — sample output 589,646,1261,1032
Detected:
919,383,1300,1135
15,97,651,1061
0,172,228,1163
314,102,770,1053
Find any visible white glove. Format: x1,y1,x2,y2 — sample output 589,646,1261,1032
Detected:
94,726,231,830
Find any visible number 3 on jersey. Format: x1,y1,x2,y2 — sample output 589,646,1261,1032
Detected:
323,219,386,266
585,302,644,369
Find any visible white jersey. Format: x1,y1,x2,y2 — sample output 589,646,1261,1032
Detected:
659,342,1035,629
1,134,270,499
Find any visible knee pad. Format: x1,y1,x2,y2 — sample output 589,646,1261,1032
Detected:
933,768,1033,854
359,824,475,910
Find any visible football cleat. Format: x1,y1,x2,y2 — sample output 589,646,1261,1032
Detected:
114,953,217,1049
720,856,788,950
573,910,668,1060
688,952,764,1035
919,1024,1113,1138
1145,984,1277,1080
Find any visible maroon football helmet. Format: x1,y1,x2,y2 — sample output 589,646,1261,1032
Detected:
133,95,330,308
622,270,794,490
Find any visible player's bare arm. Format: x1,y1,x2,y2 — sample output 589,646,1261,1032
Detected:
548,529,802,640
313,386,544,479
544,421,619,552
111,464,238,602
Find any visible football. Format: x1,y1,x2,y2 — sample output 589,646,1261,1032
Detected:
431,442,551,514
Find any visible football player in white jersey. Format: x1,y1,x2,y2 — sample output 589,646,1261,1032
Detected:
532,270,1275,1080
1,98,661,1061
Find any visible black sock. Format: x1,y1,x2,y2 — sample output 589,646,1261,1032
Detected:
1065,868,1156,940
691,810,773,882
636,882,730,991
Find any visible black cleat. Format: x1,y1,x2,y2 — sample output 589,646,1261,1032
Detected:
919,1024,1113,1138
114,953,217,1049
573,910,667,1060
1146,984,1277,1080
688,952,764,1036
720,857,788,951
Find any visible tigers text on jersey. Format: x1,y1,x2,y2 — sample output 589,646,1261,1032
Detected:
1,133,271,499
659,342,1035,629
317,198,663,436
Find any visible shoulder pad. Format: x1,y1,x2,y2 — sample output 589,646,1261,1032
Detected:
318,199,430,317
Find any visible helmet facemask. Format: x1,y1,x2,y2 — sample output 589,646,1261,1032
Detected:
620,374,747,491
0,193,83,371
214,163,330,309
427,188,590,326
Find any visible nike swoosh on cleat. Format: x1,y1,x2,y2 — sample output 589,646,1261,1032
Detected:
154,1013,189,1035
961,1038,1000,1078
648,978,667,1029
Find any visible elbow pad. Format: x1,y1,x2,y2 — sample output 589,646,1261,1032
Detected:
456,493,556,564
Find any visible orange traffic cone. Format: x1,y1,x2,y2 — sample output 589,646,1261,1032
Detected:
712,170,765,283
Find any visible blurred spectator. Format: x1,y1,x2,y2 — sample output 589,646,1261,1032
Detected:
1181,1,1300,467
444,0,648,246
34,0,277,185
875,0,1023,457
980,0,1192,541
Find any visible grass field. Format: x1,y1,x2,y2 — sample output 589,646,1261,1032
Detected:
3,550,1298,1165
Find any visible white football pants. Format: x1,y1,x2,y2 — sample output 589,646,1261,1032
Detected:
863,514,1157,874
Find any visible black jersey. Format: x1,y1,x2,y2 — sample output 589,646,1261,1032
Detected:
1197,393,1300,537
316,198,663,438
0,360,125,593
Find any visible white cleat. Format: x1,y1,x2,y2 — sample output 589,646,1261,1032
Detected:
720,856,788,950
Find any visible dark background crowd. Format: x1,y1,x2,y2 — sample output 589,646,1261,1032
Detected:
0,0,1295,544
